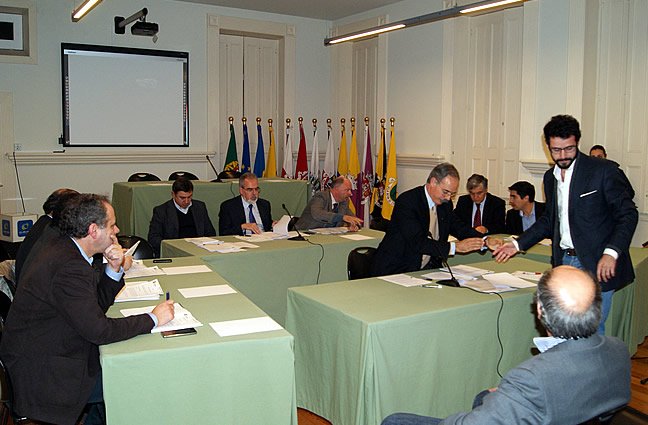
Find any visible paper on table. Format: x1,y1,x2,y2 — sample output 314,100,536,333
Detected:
421,271,467,285
120,303,203,333
439,264,493,280
201,242,259,253
115,279,164,302
339,233,374,241
185,237,223,246
161,265,212,275
511,271,543,283
309,227,349,235
272,215,291,235
483,272,537,288
460,279,515,293
178,285,237,298
234,232,282,242
378,274,428,287
210,316,283,337
124,262,164,279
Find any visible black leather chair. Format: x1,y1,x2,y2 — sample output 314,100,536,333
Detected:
218,170,241,180
168,171,199,181
347,247,377,280
127,173,161,182
117,236,155,260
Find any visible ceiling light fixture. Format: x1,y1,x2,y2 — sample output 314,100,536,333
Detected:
71,0,103,22
324,0,527,46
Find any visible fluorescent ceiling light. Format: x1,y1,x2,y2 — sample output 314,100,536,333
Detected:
328,24,406,45
460,0,525,14
71,0,103,22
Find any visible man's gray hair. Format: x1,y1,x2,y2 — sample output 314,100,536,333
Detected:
466,174,488,191
427,163,460,184
58,194,110,238
239,172,258,187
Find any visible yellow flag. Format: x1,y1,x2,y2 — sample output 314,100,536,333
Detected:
347,124,360,215
382,123,398,220
264,124,277,178
337,125,348,177
370,123,386,214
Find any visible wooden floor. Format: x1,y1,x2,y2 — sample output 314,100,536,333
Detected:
297,336,648,425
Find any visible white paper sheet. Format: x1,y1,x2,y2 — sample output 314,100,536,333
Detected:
272,215,291,235
120,303,203,333
377,274,428,287
339,233,374,241
210,316,283,337
483,272,537,288
124,262,164,279
124,240,140,257
309,227,349,235
511,271,543,283
185,237,223,246
178,285,237,298
115,279,164,302
160,265,212,275
440,264,493,280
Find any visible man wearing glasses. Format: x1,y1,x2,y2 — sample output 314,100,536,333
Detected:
494,115,637,334
219,172,273,235
371,163,485,276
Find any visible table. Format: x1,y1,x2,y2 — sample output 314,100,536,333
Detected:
161,229,384,326
286,252,648,425
100,256,297,425
112,179,310,239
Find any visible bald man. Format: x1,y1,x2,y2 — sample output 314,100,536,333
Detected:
382,266,631,425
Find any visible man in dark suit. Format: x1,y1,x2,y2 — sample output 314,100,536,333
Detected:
0,194,175,425
295,176,363,231
453,174,505,235
381,266,631,425
494,115,638,334
219,172,273,235
148,177,216,256
505,181,546,235
371,163,485,276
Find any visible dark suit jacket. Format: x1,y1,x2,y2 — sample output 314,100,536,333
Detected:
505,202,546,235
14,214,51,284
218,196,272,235
148,199,216,257
517,152,638,292
295,189,351,230
441,335,630,424
372,186,481,276
454,192,506,234
0,234,153,425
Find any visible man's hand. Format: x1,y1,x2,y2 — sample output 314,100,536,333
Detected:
343,215,363,231
485,237,504,251
122,255,133,271
455,237,484,253
597,254,617,282
474,225,488,234
241,223,262,234
104,237,124,272
493,242,519,263
151,300,175,326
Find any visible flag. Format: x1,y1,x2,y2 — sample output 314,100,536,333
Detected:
337,121,348,177
281,121,293,179
371,121,387,216
253,119,265,177
223,119,239,172
382,120,398,220
347,121,360,216
241,119,251,174
264,120,277,178
309,122,321,194
321,120,336,190
360,120,374,224
295,118,309,180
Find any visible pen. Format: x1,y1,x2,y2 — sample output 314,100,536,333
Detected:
166,291,170,301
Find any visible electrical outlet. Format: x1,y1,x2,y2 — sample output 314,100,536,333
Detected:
13,143,23,152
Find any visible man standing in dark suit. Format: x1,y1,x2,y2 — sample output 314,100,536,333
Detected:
505,181,546,235
453,174,505,235
372,163,485,276
494,115,638,334
381,266,631,425
0,194,175,425
219,172,273,235
148,177,216,257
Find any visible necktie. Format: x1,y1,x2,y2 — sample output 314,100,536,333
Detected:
473,203,482,227
422,205,439,268
332,203,339,213
248,204,256,223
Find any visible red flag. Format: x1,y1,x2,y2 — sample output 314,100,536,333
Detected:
295,118,309,180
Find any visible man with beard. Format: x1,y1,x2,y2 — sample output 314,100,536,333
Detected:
219,172,273,235
494,115,637,334
372,163,485,276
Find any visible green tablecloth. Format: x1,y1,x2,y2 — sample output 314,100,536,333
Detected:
100,256,297,425
286,253,648,425
111,179,310,239
161,229,384,326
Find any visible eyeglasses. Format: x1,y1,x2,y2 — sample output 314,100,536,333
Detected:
440,188,457,198
242,187,260,193
549,145,577,154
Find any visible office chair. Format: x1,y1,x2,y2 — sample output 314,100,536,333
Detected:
347,247,377,280
117,236,155,260
168,171,199,181
217,170,241,180
127,173,161,182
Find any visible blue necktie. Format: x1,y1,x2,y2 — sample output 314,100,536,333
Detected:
248,204,256,223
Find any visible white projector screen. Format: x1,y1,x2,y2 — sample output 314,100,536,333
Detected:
61,43,189,147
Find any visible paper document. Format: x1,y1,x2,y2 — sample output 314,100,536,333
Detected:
161,265,212,275
421,271,467,286
460,279,515,293
272,215,291,235
185,237,223,246
120,303,203,333
201,242,259,253
309,227,349,235
178,285,237,298
124,261,164,279
210,316,283,337
234,232,285,242
511,271,543,283
378,274,429,287
439,264,493,280
124,240,140,257
115,279,164,302
483,272,536,288
339,233,374,241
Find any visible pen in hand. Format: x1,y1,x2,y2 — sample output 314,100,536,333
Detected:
166,291,170,301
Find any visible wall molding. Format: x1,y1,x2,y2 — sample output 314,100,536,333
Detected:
6,151,215,165
520,159,551,176
396,154,446,168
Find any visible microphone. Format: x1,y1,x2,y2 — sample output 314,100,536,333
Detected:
282,203,306,241
206,155,220,180
436,259,460,287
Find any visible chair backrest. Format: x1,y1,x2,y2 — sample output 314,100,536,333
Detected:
218,170,241,180
347,247,377,280
117,236,155,260
168,171,199,181
128,173,161,182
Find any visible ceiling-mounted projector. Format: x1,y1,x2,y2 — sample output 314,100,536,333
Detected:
131,21,158,36
115,8,158,37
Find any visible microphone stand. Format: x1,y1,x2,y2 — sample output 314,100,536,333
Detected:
282,203,306,241
206,155,221,181
436,259,460,287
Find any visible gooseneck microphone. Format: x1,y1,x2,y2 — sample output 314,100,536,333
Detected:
436,259,460,287
282,203,306,241
206,155,220,180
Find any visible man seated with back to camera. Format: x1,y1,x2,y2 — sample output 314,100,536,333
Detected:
294,176,363,231
381,266,631,425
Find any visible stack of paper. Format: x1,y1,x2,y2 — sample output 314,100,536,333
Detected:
439,264,493,280
185,237,223,246
483,272,537,288
378,274,429,287
115,279,164,302
234,232,285,242
309,227,349,235
120,303,203,333
124,260,164,279
202,241,259,253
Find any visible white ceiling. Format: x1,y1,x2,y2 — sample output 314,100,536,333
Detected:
171,0,405,21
